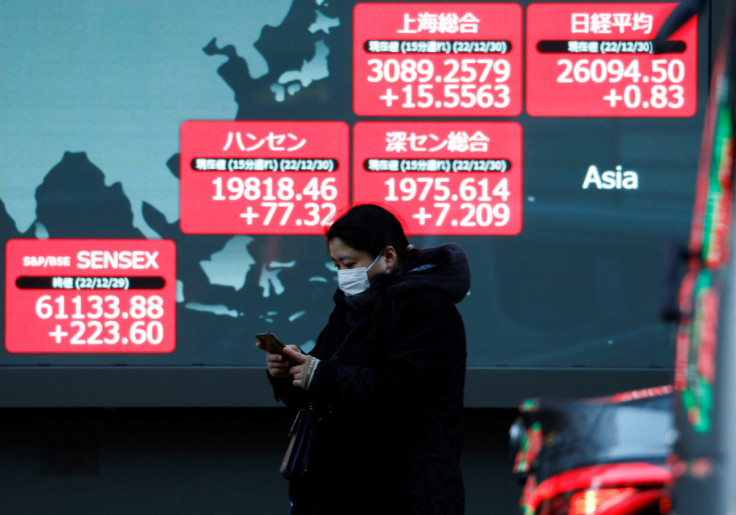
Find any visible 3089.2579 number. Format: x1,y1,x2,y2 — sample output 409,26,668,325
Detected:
367,58,511,84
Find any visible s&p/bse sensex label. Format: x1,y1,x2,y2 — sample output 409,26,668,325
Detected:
6,239,176,353
180,121,350,234
353,3,522,117
527,3,697,117
353,122,522,235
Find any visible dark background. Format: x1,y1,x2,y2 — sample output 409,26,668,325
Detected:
1,408,521,515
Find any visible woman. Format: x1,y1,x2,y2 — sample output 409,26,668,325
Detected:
257,204,470,515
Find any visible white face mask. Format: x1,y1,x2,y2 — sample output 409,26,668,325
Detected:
337,252,383,296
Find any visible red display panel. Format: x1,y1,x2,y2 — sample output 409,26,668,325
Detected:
353,122,522,235
6,239,176,353
353,3,522,117
180,121,350,234
527,3,697,117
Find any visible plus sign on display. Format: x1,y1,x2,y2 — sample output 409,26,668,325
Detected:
352,122,522,235
6,240,176,353
180,121,350,234
353,3,523,117
526,3,697,116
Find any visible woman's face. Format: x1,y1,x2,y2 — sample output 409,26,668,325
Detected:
328,237,389,280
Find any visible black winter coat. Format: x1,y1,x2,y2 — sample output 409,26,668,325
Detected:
269,244,470,515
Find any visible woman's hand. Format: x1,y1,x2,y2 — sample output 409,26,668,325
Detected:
283,347,321,390
283,346,308,387
255,341,301,378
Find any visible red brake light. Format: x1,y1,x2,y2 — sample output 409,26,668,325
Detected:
568,487,637,514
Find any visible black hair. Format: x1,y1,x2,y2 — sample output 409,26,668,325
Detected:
326,204,418,272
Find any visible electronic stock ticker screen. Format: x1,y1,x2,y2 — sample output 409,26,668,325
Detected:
0,0,710,404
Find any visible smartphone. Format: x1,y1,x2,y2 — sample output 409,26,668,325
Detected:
256,332,299,364
256,332,287,355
